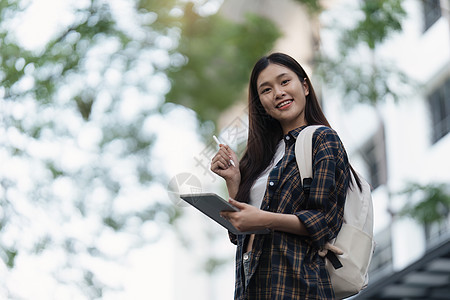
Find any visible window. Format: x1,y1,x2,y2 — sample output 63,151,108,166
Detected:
423,0,442,32
360,124,388,189
429,77,450,143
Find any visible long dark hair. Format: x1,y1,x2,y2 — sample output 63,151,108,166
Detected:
235,53,360,203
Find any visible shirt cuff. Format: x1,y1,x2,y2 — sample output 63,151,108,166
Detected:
295,210,329,247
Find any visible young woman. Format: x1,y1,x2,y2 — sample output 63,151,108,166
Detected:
211,52,355,299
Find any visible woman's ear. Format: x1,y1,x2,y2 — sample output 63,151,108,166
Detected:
302,78,310,96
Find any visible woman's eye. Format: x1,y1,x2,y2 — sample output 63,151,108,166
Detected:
261,88,270,94
281,79,290,85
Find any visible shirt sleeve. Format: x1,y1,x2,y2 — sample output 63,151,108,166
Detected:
295,128,349,248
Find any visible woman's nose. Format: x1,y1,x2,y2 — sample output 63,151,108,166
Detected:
275,87,285,98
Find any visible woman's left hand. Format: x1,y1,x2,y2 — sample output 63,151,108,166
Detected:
318,243,343,258
220,198,268,232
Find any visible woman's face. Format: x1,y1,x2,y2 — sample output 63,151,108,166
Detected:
256,63,309,134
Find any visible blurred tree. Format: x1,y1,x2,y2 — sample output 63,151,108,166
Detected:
315,0,411,105
0,0,172,298
292,0,322,14
165,2,280,125
0,0,278,298
399,183,450,238
399,183,450,225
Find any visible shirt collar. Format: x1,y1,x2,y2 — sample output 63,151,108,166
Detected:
284,125,308,147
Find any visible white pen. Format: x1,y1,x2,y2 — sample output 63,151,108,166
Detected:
213,135,236,167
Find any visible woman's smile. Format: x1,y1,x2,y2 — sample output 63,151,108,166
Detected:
276,99,293,109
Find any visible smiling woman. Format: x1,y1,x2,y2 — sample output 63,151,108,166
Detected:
211,53,360,299
256,63,309,134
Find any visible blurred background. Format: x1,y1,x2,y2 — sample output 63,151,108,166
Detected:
0,0,449,299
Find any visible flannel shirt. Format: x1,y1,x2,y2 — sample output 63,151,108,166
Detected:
233,125,350,300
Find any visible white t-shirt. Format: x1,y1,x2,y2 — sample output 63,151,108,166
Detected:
249,140,285,208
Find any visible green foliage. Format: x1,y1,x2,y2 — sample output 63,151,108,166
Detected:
1,1,123,104
292,0,322,14
399,183,450,225
0,0,279,296
203,256,229,274
138,0,179,30
341,0,406,50
166,3,280,124
316,0,410,105
317,53,412,105
0,248,18,268
0,0,191,296
103,216,125,231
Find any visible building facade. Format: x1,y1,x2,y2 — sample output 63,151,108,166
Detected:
346,0,450,298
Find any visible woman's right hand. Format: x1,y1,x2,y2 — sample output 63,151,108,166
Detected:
211,144,241,196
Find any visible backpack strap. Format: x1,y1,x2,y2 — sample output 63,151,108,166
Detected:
295,125,344,270
295,125,324,195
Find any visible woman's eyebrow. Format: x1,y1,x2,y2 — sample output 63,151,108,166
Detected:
258,73,289,89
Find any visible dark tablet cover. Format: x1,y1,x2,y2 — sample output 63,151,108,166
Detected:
180,193,271,235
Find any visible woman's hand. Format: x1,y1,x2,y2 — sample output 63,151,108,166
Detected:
211,144,241,197
220,198,268,232
210,144,239,179
318,243,344,258
222,199,311,236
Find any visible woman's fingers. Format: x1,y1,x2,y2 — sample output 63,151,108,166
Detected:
211,146,235,171
222,145,238,164
211,154,231,172
228,198,246,209
318,249,328,258
326,243,343,255
211,154,228,168
318,243,344,258
219,146,235,166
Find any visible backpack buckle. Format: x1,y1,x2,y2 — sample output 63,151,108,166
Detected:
303,178,312,196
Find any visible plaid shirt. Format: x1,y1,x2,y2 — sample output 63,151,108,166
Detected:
233,125,350,300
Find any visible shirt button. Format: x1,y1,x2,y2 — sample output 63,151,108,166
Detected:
269,181,275,186
285,135,290,141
